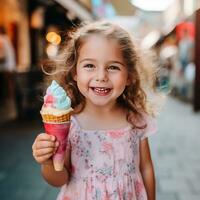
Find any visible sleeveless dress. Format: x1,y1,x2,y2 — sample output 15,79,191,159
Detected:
57,115,157,200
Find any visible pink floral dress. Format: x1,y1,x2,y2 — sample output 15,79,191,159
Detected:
57,115,157,200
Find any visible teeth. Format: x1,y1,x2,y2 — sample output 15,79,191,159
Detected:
96,88,107,91
93,87,110,93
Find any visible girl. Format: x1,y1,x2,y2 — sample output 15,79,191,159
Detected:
32,21,162,200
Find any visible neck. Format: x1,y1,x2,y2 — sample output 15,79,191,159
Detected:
75,101,128,130
83,102,120,117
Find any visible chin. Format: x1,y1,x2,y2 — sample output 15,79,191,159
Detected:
89,98,115,107
91,101,109,107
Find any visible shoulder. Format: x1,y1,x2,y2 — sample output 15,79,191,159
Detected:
67,115,82,144
129,112,157,140
142,114,157,137
70,115,80,131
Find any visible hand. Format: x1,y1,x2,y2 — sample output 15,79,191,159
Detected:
32,133,59,165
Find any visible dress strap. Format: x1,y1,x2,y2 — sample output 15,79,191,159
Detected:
138,114,157,140
66,115,81,145
70,115,81,132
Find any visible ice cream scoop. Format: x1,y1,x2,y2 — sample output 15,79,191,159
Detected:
40,80,73,122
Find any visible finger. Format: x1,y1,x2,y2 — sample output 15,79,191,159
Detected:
36,153,53,164
34,147,55,157
32,134,56,151
32,141,36,151
37,133,56,142
35,140,57,150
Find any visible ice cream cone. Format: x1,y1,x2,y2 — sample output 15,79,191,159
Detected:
41,113,71,123
40,80,73,171
44,122,70,171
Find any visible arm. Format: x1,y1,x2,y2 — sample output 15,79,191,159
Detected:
139,138,156,200
32,133,71,187
41,147,71,187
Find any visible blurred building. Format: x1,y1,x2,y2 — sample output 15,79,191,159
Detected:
0,0,200,122
3,0,199,73
0,0,95,120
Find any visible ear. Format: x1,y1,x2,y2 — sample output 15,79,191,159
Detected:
126,77,131,86
73,74,77,81
71,68,77,81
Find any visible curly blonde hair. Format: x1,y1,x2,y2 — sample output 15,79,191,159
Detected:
43,21,164,127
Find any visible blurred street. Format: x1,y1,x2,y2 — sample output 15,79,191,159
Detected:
152,97,200,200
0,1,200,200
0,96,199,200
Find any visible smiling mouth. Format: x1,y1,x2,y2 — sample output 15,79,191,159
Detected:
90,87,112,96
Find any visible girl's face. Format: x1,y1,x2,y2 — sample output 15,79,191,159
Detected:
74,34,130,109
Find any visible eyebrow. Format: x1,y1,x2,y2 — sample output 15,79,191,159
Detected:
79,58,95,63
79,58,125,67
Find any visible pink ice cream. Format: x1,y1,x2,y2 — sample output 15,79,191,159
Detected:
40,80,73,121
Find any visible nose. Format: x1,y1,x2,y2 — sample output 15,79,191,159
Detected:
95,68,108,82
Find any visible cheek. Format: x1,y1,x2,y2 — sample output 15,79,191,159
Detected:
116,73,129,86
118,83,127,93
76,75,89,94
115,76,129,92
76,81,86,97
113,79,126,92
76,74,89,85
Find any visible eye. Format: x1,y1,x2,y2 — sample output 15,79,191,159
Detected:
108,65,120,71
84,64,95,69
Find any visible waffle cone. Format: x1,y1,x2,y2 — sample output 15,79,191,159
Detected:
41,113,71,123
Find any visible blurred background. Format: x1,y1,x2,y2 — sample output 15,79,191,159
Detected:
0,0,200,199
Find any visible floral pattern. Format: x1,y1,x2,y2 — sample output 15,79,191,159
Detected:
57,115,157,200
